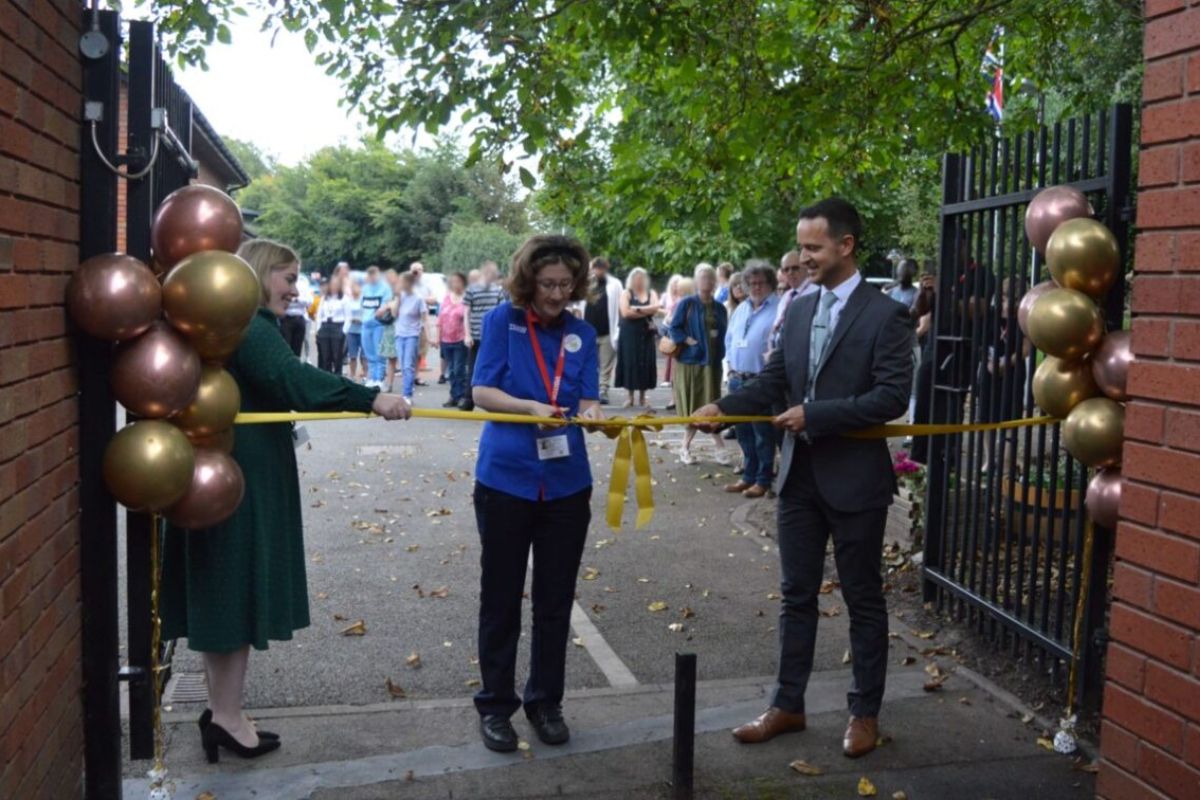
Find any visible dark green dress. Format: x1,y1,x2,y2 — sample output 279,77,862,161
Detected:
161,308,378,652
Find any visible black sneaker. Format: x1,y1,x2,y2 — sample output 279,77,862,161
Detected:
526,704,569,745
599,393,610,405
479,714,519,752
443,399,461,408
437,375,448,384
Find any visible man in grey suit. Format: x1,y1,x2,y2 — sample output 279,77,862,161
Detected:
695,198,913,758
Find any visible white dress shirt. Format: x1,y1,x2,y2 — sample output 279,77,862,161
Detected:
818,270,863,336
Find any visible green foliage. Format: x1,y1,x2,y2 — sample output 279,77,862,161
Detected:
222,136,275,180
435,222,526,274
147,0,1143,273
235,138,528,271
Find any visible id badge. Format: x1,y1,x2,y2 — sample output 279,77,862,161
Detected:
292,425,310,449
536,432,571,460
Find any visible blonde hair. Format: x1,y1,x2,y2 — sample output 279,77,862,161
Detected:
237,239,300,305
693,262,716,282
677,277,696,296
625,267,650,293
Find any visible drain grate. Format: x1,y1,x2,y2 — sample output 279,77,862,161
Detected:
163,671,207,705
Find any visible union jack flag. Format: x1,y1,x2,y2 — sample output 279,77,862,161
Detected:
981,27,1004,123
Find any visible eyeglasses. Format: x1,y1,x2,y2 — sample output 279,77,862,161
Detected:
536,280,575,293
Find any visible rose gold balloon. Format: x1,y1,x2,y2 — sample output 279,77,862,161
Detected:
165,448,246,529
1086,468,1122,530
1018,280,1057,339
151,185,243,269
186,427,236,454
162,250,260,343
1026,288,1105,361
1025,186,1093,255
1032,356,1098,419
102,421,195,511
1091,330,1133,402
1046,218,1121,299
65,253,162,341
111,322,202,418
1063,397,1124,468
173,365,241,437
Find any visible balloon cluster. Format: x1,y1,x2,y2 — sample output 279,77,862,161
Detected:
1022,186,1130,529
66,185,256,529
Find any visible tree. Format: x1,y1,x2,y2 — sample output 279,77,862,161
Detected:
222,136,275,181
150,0,1143,270
435,222,526,275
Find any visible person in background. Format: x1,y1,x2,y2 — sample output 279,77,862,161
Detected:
409,262,434,387
461,260,505,410
161,239,410,766
667,264,732,465
659,274,684,401
438,271,470,408
315,275,347,374
768,250,812,357
722,261,780,497
468,268,483,287
470,234,604,753
344,277,366,382
614,267,661,408
378,272,401,393
359,265,393,388
583,257,622,405
886,259,919,309
279,271,311,357
383,271,427,402
304,271,322,365
714,261,734,304
721,270,748,410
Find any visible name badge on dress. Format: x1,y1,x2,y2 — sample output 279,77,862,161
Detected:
536,432,571,460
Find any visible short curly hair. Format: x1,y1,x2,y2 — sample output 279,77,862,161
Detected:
506,234,591,307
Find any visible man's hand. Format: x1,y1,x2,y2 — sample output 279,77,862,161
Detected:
773,404,806,433
691,402,722,432
372,393,412,421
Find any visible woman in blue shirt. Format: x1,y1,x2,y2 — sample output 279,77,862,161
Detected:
382,270,427,401
470,234,604,753
359,265,394,388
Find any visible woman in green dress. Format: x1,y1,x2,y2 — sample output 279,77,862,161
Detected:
161,239,411,764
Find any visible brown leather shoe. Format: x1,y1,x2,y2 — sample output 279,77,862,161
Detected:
731,707,806,743
723,480,753,493
742,484,768,498
842,716,878,758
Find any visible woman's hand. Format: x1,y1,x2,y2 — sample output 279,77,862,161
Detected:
373,393,412,420
525,400,564,430
578,402,605,433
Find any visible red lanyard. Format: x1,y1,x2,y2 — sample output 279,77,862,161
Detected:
526,308,567,409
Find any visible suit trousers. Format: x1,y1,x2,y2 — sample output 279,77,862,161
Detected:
473,483,591,718
774,442,889,718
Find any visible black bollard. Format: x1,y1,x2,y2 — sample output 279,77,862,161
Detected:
672,652,697,800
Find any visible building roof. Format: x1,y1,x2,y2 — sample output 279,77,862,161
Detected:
190,105,251,191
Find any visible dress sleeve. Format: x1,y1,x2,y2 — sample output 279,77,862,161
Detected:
233,316,379,412
471,307,507,388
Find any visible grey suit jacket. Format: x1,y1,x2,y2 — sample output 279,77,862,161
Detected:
717,280,914,512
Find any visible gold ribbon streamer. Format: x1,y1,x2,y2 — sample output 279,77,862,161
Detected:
233,409,1059,530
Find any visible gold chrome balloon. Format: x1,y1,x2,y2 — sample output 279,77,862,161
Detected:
151,184,243,269
102,421,195,511
111,322,202,418
1017,280,1056,339
186,427,236,454
1092,330,1133,402
1032,356,1098,419
1026,288,1104,361
65,253,161,341
1046,218,1120,299
1025,186,1092,255
173,365,241,437
1086,468,1122,530
189,328,250,364
165,448,246,529
1063,397,1124,468
162,250,260,343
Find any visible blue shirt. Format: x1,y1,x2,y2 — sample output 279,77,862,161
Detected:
394,293,426,338
886,284,917,309
360,280,393,325
723,293,779,374
472,302,599,501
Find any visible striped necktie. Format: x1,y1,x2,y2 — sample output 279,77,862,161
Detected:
806,291,839,398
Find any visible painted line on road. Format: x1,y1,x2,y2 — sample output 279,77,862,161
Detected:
127,669,931,800
571,601,640,688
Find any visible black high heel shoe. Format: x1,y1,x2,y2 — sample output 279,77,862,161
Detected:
200,720,281,764
198,708,279,741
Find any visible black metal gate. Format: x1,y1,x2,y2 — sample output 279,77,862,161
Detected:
920,105,1132,708
79,11,198,798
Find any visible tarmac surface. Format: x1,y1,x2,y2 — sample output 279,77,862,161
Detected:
120,375,1097,799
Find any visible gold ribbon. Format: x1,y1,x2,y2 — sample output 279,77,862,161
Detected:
234,409,1060,530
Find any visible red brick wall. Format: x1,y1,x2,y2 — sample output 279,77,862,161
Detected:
1098,2,1200,798
0,1,86,797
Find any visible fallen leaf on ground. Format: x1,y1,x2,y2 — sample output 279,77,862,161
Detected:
465,679,481,688
959,697,971,705
893,792,908,800
517,740,531,751
667,623,684,633
572,637,585,647
900,656,916,666
406,544,420,552
819,580,839,594
333,613,348,621
428,586,450,599
647,601,669,612
316,592,328,600
404,652,422,668
914,630,936,639
196,793,216,800
426,508,452,517
405,770,415,782
875,734,894,747
842,649,852,665
590,603,606,614
1021,712,1035,724
582,567,600,581
412,584,426,598
385,678,406,699
857,776,877,796
820,605,842,617
340,620,366,636
637,577,651,583
681,606,695,619
788,759,824,776
1071,758,1100,773
1036,737,1055,751
766,592,781,600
